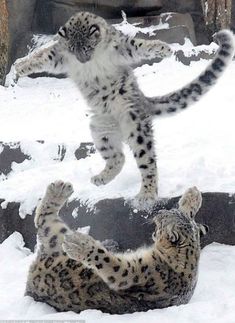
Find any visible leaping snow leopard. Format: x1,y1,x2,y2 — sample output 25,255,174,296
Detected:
13,12,235,209
25,180,208,314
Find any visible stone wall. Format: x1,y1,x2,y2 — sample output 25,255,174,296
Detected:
32,0,208,43
158,0,209,44
33,0,163,34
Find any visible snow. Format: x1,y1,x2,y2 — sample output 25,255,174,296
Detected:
113,11,170,37
0,232,235,322
0,51,235,217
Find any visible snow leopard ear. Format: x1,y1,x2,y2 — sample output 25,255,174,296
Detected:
58,26,67,38
199,224,209,237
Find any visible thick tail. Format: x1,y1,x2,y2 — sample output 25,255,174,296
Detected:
146,30,235,117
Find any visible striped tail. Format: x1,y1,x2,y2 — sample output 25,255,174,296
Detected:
146,30,235,117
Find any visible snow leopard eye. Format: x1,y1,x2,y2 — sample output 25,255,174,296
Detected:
169,231,180,245
89,24,100,37
58,26,67,38
152,232,156,241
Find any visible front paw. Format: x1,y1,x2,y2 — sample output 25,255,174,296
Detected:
160,43,173,58
179,186,202,218
62,232,94,261
14,57,32,77
45,180,74,203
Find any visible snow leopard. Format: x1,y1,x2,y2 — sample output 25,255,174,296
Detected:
25,179,208,314
13,11,235,209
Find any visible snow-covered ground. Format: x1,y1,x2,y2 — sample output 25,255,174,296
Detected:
0,54,235,217
0,232,235,322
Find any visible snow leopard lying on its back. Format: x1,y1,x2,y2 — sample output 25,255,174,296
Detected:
13,12,235,209
25,180,208,314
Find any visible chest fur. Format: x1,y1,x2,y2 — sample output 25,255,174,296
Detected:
67,57,142,114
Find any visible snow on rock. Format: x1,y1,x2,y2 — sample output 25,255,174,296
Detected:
0,233,235,322
113,11,170,37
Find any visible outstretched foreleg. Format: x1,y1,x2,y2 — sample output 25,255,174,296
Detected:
35,180,73,254
62,232,143,291
115,30,173,65
13,41,68,81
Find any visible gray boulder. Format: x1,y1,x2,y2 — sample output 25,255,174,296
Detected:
111,12,197,45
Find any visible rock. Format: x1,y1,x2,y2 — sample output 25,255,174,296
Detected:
160,12,196,45
136,26,191,45
111,12,197,45
75,142,95,160
0,143,30,176
34,0,162,34
158,0,209,45
175,50,214,66
33,0,207,45
130,25,195,67
1,192,235,251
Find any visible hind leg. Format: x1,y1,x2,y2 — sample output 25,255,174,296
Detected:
121,112,158,209
90,116,125,186
35,180,74,254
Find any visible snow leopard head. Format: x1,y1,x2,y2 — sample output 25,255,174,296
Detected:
152,208,209,250
57,11,110,63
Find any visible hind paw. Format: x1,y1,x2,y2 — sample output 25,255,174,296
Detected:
131,192,157,211
14,57,32,77
91,173,114,186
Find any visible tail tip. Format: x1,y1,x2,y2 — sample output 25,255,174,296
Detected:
213,29,235,46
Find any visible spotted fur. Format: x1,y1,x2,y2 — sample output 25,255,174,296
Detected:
25,181,208,314
13,12,235,209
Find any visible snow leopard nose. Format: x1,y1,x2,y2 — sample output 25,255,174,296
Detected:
75,49,90,63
